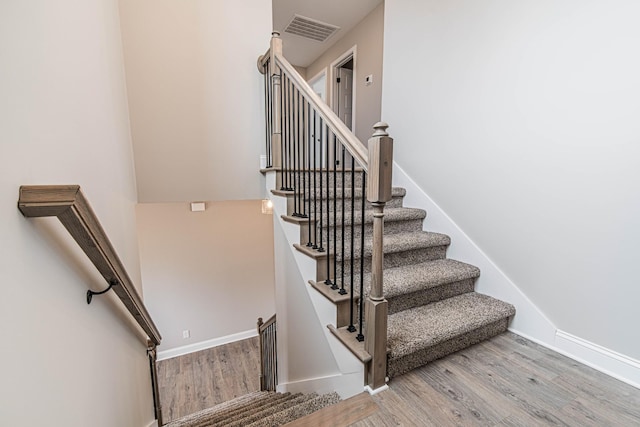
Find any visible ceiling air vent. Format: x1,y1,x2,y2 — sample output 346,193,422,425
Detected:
284,14,340,42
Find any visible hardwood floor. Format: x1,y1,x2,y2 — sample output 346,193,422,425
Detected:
349,332,640,426
157,332,640,426
157,336,260,423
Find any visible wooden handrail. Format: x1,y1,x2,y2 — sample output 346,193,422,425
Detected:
18,185,162,346
258,313,277,333
257,47,270,72
274,52,369,171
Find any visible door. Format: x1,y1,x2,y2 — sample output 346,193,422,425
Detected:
336,67,353,130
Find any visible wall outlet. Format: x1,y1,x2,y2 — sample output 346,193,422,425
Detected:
182,330,190,339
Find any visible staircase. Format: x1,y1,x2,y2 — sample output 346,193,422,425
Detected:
258,32,515,394
278,178,516,379
165,391,340,427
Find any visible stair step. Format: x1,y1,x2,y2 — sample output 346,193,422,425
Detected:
310,259,480,320
166,390,340,427
224,393,313,427
246,392,341,427
304,186,407,210
340,231,451,275
387,292,515,378
380,259,480,314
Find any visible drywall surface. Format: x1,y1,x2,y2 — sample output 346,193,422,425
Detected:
306,3,384,144
0,0,154,425
136,200,276,351
383,0,640,359
119,0,272,202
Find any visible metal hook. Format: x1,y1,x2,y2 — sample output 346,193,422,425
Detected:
87,280,118,304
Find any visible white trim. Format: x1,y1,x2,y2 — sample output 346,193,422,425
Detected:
393,162,640,389
157,329,258,361
364,384,389,395
276,371,364,399
146,421,158,427
308,67,328,103
554,330,640,390
329,45,357,136
392,162,557,344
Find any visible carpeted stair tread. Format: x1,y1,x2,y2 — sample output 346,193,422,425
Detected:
164,391,273,427
245,392,341,427
223,392,316,427
166,391,340,427
324,207,426,228
215,392,299,426
387,292,515,359
368,231,450,257
306,186,406,200
382,259,480,298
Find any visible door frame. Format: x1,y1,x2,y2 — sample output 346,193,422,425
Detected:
329,45,357,135
308,68,328,103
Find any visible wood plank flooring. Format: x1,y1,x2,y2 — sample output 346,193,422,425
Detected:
350,332,640,426
157,336,260,423
157,332,640,426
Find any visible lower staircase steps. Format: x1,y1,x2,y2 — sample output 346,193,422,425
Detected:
386,292,515,377
164,391,340,427
271,167,516,385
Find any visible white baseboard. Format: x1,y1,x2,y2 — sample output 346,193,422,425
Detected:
554,330,640,390
157,329,258,361
394,162,640,390
365,384,389,395
393,162,557,344
276,371,364,399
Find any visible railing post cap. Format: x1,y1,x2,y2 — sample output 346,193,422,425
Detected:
372,122,389,137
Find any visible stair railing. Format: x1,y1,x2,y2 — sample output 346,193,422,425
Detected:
18,185,163,424
258,32,393,391
257,315,277,391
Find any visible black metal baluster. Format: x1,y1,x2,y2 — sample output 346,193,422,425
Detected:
312,110,318,249
318,119,324,253
295,90,302,216
331,135,339,290
305,102,312,245
325,128,331,285
348,155,356,333
281,74,287,190
301,101,307,219
267,60,272,167
287,77,293,191
357,170,366,342
263,62,269,168
339,145,347,296
292,83,299,215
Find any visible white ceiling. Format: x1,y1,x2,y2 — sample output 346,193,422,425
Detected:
272,0,383,68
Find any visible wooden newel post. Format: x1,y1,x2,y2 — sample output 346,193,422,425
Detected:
365,122,393,391
269,32,283,189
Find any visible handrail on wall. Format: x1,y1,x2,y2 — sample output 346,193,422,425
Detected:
17,185,162,346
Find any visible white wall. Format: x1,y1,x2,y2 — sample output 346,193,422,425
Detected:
136,201,276,352
118,0,272,203
306,3,385,144
0,0,155,425
383,0,640,360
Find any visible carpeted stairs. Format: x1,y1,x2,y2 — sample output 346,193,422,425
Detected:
279,172,516,379
165,390,340,427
